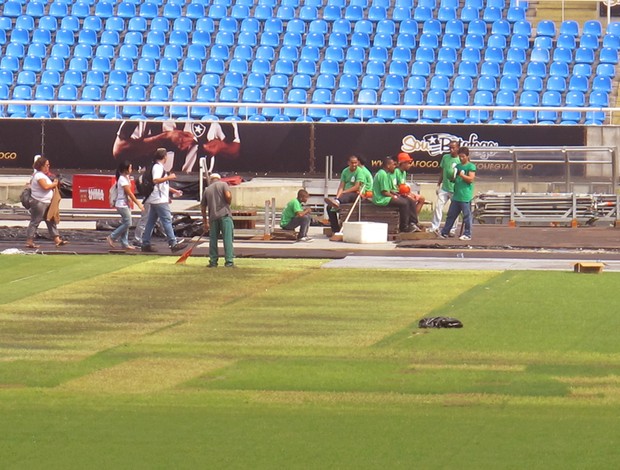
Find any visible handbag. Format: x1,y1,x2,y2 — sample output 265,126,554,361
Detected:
20,186,32,210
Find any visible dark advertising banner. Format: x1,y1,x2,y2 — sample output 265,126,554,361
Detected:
313,124,587,177
0,120,46,169
0,121,587,179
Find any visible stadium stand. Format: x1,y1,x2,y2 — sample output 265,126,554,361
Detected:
0,0,617,123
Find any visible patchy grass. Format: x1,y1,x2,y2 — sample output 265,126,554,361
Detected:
2,256,620,468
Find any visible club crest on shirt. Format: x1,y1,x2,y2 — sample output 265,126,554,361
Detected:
192,123,207,138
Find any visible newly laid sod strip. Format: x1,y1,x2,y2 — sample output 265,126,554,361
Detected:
2,256,620,468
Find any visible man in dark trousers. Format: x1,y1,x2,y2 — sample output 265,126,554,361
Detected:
201,173,235,268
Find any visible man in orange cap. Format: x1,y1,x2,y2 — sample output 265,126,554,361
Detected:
394,152,424,230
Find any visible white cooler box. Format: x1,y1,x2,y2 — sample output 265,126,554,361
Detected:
342,222,388,244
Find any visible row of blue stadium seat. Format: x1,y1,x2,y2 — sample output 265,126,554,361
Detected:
1,0,528,23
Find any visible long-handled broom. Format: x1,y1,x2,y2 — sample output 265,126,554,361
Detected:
330,191,363,242
175,231,207,265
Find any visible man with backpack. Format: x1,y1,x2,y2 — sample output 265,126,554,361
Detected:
140,148,187,253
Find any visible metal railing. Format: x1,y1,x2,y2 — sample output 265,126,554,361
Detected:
0,100,616,124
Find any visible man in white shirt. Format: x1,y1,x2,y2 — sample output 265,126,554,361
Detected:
141,148,188,253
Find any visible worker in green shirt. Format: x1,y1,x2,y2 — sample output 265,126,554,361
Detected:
357,156,374,198
281,189,314,242
430,140,460,235
372,156,418,233
324,155,363,233
439,147,476,241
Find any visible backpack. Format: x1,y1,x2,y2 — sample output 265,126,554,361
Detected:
108,180,118,208
418,317,463,329
137,162,156,202
20,176,33,209
20,186,32,209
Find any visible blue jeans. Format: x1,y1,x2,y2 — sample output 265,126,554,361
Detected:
442,200,472,237
142,202,177,247
110,206,132,248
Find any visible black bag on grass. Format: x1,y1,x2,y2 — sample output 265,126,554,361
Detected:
418,317,463,329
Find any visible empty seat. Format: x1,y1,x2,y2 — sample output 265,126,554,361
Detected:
583,20,602,37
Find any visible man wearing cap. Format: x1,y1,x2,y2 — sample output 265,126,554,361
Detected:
372,156,418,233
430,140,460,236
201,173,235,267
141,148,188,253
394,152,424,231
324,155,364,234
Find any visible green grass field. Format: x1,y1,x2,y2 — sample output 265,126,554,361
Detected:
2,255,620,469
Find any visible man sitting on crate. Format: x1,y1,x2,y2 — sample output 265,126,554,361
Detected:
281,189,314,242
324,155,366,234
372,156,419,233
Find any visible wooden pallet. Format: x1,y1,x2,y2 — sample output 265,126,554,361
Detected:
337,201,401,233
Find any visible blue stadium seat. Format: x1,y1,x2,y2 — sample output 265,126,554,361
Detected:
128,17,147,33
531,47,550,63
400,89,423,120
538,90,561,122
577,34,598,51
547,75,566,92
415,47,435,63
336,73,356,90
144,85,169,117
575,47,595,64
131,71,151,87
17,70,36,86
407,75,427,91
491,19,511,36
603,34,620,49
316,73,336,90
447,89,469,122
556,34,577,50
526,61,546,77
596,62,615,77
440,33,460,50
458,60,478,77
64,70,83,87
477,75,497,91
562,90,585,122
411,61,431,77
423,89,446,121
123,84,146,116
568,74,588,92
523,75,543,92
3,1,23,18
499,75,519,92
600,47,619,64
482,6,501,22
494,90,516,121
553,47,573,63
536,19,556,37
436,60,455,77
359,74,379,90
583,20,602,37
460,6,480,22
396,33,416,49
506,6,526,22
109,70,128,86
153,70,173,87
23,55,42,72
560,20,579,37
506,47,526,63
462,47,481,63
549,61,569,78
484,47,504,63
26,2,45,18
438,47,457,63
592,75,612,92
453,75,473,91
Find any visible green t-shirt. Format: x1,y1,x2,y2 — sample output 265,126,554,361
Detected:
372,169,395,206
358,166,373,193
394,167,407,186
453,161,477,203
341,167,362,191
440,153,461,193
280,198,302,228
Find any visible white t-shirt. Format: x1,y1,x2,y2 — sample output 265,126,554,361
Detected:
114,175,130,208
30,171,53,203
146,162,169,205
